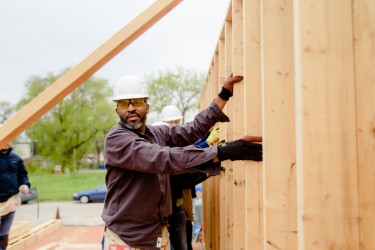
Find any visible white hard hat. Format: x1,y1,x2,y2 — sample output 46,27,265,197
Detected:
112,75,149,101
160,105,183,122
152,121,170,127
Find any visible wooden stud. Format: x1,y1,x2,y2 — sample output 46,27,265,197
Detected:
262,0,297,248
294,0,360,248
224,17,235,250
231,0,247,249
243,0,264,249
353,0,375,248
218,34,227,250
213,50,221,249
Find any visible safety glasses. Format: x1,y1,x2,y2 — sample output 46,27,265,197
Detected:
116,98,147,110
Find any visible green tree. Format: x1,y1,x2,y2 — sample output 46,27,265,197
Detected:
146,66,204,123
18,70,116,171
0,101,15,124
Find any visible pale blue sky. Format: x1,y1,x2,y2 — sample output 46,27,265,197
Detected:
0,0,229,104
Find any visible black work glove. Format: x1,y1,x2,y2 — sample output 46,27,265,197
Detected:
217,139,263,161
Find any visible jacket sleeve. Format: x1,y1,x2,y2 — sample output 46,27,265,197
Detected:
17,156,30,188
105,129,219,175
165,100,229,147
105,101,229,175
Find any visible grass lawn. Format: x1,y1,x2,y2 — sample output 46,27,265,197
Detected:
28,170,106,201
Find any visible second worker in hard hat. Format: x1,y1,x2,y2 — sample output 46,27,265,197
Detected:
160,105,183,126
159,104,206,250
101,73,263,250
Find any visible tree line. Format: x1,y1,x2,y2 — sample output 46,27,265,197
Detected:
0,67,204,172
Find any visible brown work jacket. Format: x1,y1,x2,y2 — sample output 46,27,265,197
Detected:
102,100,229,249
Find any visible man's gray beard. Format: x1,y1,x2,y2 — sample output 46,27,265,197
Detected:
123,121,143,130
120,115,147,130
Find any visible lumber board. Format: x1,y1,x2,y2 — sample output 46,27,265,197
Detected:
200,75,209,249
206,175,215,250
223,18,235,250
9,221,30,239
294,0,360,248
231,0,246,249
261,0,298,249
213,52,221,249
205,66,216,250
218,36,227,250
243,0,264,248
8,219,62,250
0,0,182,148
353,0,375,248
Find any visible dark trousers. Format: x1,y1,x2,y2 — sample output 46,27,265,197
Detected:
186,220,193,250
169,206,187,250
0,211,15,250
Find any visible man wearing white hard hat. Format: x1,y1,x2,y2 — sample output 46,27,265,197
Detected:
101,73,263,250
160,105,183,126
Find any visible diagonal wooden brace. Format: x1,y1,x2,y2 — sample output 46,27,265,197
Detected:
0,0,182,148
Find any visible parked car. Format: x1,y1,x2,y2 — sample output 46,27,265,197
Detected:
73,183,107,204
20,187,39,204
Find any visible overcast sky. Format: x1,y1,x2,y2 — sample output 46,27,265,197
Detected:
0,0,230,105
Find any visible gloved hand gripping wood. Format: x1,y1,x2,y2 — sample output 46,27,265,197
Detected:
217,135,263,162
